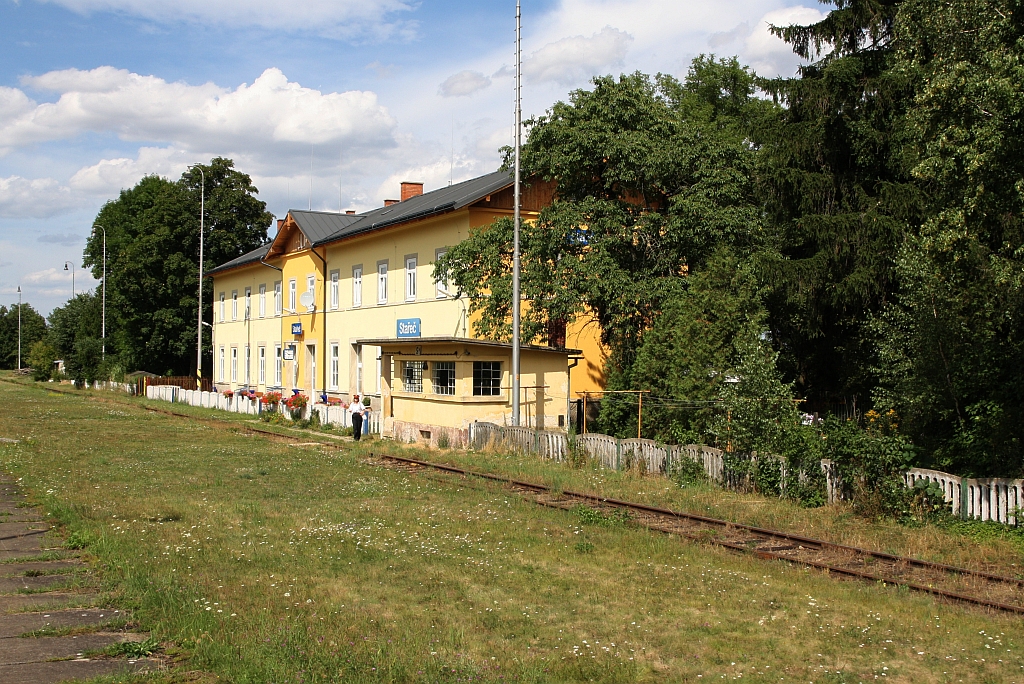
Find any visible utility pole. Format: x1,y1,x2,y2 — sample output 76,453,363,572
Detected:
64,262,75,298
511,0,522,427
93,225,106,360
189,165,205,386
16,286,21,371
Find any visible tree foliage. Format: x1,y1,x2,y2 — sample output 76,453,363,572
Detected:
0,302,47,370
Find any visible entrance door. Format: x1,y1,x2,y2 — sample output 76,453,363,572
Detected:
306,343,317,399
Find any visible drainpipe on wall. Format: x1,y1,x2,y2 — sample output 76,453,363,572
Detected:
312,246,329,400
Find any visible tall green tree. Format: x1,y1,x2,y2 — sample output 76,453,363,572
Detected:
758,0,921,410
83,158,272,376
873,0,1024,475
0,302,47,369
47,291,103,383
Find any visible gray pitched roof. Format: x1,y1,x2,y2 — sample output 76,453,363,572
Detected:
288,211,363,245
205,242,272,276
310,169,512,247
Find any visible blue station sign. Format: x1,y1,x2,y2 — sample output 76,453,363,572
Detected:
291,322,303,335
396,318,421,338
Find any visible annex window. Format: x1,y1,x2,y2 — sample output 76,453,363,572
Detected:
231,347,238,382
258,346,266,384
405,256,417,301
377,262,388,305
432,361,455,395
306,274,315,310
244,345,251,384
402,361,426,393
274,281,282,315
288,279,296,312
244,287,251,320
218,346,225,382
330,344,340,390
258,284,266,318
330,270,339,310
274,345,282,386
352,266,363,307
219,293,225,322
435,248,449,298
472,361,502,396
231,291,238,321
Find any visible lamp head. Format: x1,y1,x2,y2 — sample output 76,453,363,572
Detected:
64,263,68,271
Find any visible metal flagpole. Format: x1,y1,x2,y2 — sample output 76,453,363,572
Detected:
511,0,522,427
190,165,205,386
16,286,21,371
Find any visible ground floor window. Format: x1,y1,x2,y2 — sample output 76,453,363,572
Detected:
402,361,426,393
473,361,501,396
258,346,266,384
231,348,238,382
219,347,225,382
432,361,455,395
244,345,251,385
274,345,282,386
330,344,340,390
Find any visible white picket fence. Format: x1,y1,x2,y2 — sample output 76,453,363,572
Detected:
144,385,381,434
469,422,1017,525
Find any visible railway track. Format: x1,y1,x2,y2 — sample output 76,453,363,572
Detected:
375,453,1024,615
6,380,1023,615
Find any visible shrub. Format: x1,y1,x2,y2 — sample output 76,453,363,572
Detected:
28,340,57,381
436,429,451,449
668,455,707,487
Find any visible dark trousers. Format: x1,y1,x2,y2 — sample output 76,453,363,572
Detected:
352,413,362,441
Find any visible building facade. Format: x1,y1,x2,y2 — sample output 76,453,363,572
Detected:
207,170,606,434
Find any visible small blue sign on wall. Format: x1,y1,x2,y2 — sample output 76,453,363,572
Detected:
291,322,303,335
397,318,421,338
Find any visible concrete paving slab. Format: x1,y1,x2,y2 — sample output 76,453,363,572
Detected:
0,609,124,638
0,657,157,684
0,535,45,554
0,575,76,594
0,561,84,576
0,633,130,665
0,594,98,614
0,517,47,524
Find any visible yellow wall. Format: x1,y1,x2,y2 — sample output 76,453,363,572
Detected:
209,264,285,391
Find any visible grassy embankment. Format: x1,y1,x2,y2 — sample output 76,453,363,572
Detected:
0,374,1021,683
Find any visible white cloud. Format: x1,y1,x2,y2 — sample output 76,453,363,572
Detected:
439,71,492,98
742,6,826,77
4,67,399,166
523,26,633,86
374,156,491,205
69,146,189,195
0,176,83,218
35,0,416,40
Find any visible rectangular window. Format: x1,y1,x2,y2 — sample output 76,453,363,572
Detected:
244,345,251,384
432,361,455,395
231,347,238,382
306,275,315,309
274,345,282,386
473,361,502,396
244,287,251,320
330,344,340,390
405,256,417,301
274,281,282,315
435,248,449,298
258,346,266,384
288,279,296,312
219,293,225,322
330,270,339,310
219,346,225,381
402,360,426,393
377,262,388,304
352,266,363,307
231,290,238,321
259,284,266,318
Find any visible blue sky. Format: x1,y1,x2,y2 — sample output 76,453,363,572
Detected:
1,0,825,314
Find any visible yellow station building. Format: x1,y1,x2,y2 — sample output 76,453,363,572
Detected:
206,170,606,443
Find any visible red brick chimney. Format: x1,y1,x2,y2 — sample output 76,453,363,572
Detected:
384,199,399,207
401,182,424,201
276,219,284,231
345,210,355,215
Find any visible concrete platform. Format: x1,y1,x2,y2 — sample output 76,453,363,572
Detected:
0,594,99,614
0,657,158,684
0,609,123,638
0,561,84,576
0,575,76,594
0,633,133,665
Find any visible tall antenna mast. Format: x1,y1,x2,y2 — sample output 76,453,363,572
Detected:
511,0,522,427
339,144,344,213
309,143,313,210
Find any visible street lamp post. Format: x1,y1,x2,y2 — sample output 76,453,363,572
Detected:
64,261,75,298
93,225,106,360
16,286,21,371
188,165,206,386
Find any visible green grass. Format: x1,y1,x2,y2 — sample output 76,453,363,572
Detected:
1,374,1023,683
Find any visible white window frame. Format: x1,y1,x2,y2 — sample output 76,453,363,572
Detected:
259,284,266,318
330,343,340,390
405,255,417,302
306,275,316,311
377,261,388,305
435,248,449,298
330,270,339,310
244,287,251,320
219,293,225,322
219,346,225,382
258,346,266,384
274,281,282,315
231,291,238,321
352,266,363,307
230,347,238,382
244,345,251,384
274,344,282,386
288,279,296,312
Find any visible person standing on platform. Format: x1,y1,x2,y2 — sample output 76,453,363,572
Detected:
349,395,364,441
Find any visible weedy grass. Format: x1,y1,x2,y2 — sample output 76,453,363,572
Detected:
0,375,1022,683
